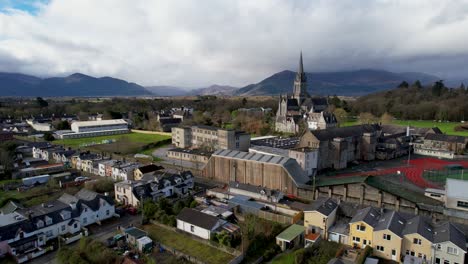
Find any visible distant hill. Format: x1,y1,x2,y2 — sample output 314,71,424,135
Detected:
234,69,441,96
0,72,151,97
145,86,189,96
189,85,238,96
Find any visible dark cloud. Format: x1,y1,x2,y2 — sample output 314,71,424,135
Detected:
0,0,467,87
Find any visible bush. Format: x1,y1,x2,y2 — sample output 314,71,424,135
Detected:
263,244,281,261
85,178,114,193
356,246,373,264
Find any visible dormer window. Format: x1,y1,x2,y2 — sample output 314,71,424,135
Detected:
61,211,71,220
45,216,53,226
36,220,44,228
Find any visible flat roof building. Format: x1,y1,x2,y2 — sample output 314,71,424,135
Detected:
56,119,129,139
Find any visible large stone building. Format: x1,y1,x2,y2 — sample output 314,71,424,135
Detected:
202,149,310,197
298,124,379,170
275,53,336,134
172,125,250,151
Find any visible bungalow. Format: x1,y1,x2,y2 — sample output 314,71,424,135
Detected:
276,224,305,251
176,208,225,240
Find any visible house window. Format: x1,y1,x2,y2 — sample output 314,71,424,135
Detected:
444,261,450,264
83,217,87,224
106,210,110,216
418,253,422,258
61,225,66,231
45,230,53,237
413,238,422,245
447,246,458,255
74,223,78,228
456,201,468,209
435,258,441,264
437,244,441,250
406,250,410,255
383,234,391,240
376,246,384,252
356,225,366,231
190,225,194,232
352,237,360,242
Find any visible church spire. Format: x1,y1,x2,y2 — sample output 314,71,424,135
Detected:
299,51,304,74
293,52,308,100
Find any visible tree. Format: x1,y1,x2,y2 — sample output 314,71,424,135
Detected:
358,112,378,124
55,120,71,130
242,97,248,106
333,108,348,124
142,199,158,219
380,112,394,124
398,81,409,89
432,80,445,97
36,97,48,107
43,132,55,141
411,80,422,89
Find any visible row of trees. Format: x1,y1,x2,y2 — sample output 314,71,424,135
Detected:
142,196,197,226
350,80,468,121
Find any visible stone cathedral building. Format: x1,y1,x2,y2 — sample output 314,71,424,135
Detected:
275,53,337,134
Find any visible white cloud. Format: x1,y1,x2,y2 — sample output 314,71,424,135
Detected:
0,0,468,87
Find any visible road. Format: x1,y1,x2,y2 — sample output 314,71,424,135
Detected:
29,214,140,264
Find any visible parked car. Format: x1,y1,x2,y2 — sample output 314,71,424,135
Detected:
74,176,89,182
115,207,126,217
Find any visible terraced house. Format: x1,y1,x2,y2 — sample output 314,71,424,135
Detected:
349,207,380,248
0,189,114,263
372,210,406,262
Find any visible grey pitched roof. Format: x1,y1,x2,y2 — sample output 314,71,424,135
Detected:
374,210,406,237
310,124,380,141
402,216,434,242
425,133,466,144
350,207,381,226
304,197,338,216
434,222,467,250
177,208,220,230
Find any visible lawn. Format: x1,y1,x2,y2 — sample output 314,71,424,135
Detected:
144,224,234,264
341,120,468,136
55,133,170,148
271,252,295,264
54,132,171,155
0,183,81,208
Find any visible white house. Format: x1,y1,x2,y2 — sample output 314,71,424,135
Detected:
0,189,114,263
176,208,225,240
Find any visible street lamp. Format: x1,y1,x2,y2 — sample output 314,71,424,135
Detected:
407,126,415,166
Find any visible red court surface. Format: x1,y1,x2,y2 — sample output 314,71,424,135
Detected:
335,158,468,189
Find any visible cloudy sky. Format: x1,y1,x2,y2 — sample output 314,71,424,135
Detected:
1,0,468,87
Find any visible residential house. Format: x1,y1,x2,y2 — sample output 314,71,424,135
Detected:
133,164,164,181
111,163,139,181
402,216,433,263
433,223,467,264
98,160,118,177
115,171,194,207
52,149,76,166
348,207,381,248
372,210,406,262
303,197,338,240
0,189,114,263
176,208,225,240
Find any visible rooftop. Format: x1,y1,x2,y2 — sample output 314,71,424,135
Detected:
124,227,147,239
72,119,128,127
276,224,305,242
250,136,300,149
177,208,221,230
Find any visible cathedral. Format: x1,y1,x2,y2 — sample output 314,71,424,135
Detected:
275,53,337,134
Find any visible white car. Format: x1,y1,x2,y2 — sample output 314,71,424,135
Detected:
74,176,89,182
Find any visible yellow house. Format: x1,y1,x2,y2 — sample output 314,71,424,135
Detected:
402,216,433,263
349,207,380,248
372,210,406,262
304,197,338,239
134,164,163,181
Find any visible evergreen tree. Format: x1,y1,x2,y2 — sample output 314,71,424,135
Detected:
398,81,409,88
411,80,422,89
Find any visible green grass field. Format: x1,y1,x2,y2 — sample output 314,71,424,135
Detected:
54,132,171,155
423,169,468,184
144,224,234,264
342,120,468,136
55,132,170,148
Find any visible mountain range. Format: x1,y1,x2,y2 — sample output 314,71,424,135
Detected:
0,69,461,97
0,72,151,97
